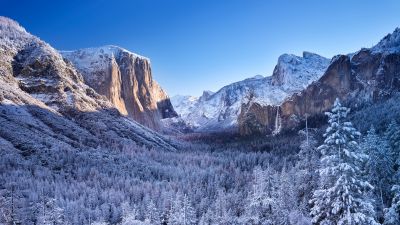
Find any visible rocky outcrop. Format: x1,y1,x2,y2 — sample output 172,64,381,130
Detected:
239,28,400,135
238,101,279,135
0,16,176,151
271,52,330,90
61,46,177,130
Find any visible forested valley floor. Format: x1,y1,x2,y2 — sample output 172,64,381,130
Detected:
1,100,400,225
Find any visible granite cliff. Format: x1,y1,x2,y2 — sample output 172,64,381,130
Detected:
62,46,177,130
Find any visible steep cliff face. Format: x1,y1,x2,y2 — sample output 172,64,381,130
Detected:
62,46,177,130
238,101,279,135
239,28,400,135
0,16,176,151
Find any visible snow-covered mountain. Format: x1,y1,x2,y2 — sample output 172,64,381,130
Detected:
0,16,176,151
171,52,330,131
239,27,400,135
171,95,199,117
371,27,400,53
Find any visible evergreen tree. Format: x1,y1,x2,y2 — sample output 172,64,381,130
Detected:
274,165,297,225
384,154,400,225
385,120,400,177
361,126,394,217
385,120,400,155
241,166,275,225
121,202,139,225
212,190,231,225
37,198,65,225
168,193,196,225
198,209,213,225
296,134,319,215
145,199,159,225
310,99,378,225
181,194,197,225
383,185,400,225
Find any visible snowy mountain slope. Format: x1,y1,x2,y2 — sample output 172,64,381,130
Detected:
371,27,400,53
0,16,176,151
171,95,199,117
271,52,331,90
171,52,330,131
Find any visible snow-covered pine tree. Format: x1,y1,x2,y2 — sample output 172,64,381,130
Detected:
385,120,400,154
121,202,140,225
198,209,213,225
211,190,231,225
383,153,400,225
37,198,65,225
296,133,319,215
274,165,297,225
181,194,197,225
385,120,400,176
168,193,196,225
240,166,274,225
168,192,183,225
145,199,159,225
362,126,394,217
0,188,16,225
383,185,400,225
310,98,378,225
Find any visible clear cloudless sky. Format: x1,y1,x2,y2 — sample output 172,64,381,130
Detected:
2,0,400,96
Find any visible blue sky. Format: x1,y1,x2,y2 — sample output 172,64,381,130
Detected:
2,0,400,96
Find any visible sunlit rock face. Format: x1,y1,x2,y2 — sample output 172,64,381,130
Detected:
62,46,177,130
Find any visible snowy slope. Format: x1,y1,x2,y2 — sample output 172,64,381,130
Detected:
171,52,330,131
171,95,199,117
0,16,177,151
371,27,400,53
271,52,331,90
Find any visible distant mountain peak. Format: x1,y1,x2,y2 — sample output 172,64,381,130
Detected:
0,16,26,33
246,75,264,80
170,51,330,132
303,51,324,59
372,27,400,53
272,52,329,89
198,90,214,101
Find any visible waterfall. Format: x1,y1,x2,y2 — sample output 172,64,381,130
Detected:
272,106,282,135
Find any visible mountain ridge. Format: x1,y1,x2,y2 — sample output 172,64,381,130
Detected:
170,27,400,135
0,16,177,151
170,51,330,132
239,27,400,135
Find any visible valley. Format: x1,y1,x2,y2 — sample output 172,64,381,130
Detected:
0,14,399,225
